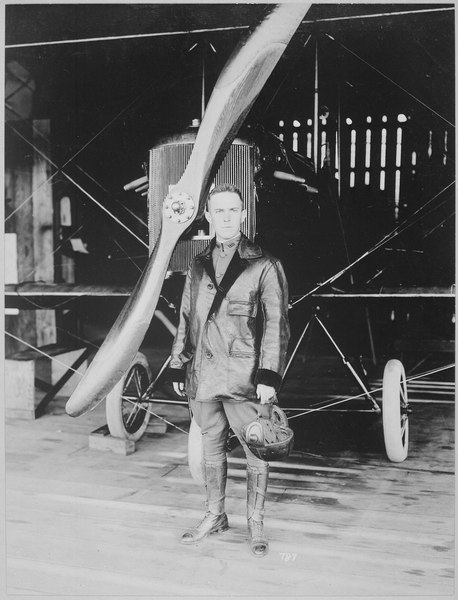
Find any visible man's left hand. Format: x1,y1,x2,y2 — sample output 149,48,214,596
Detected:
256,384,276,404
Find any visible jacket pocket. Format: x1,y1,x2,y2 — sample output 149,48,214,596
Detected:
228,353,258,400
229,337,257,357
227,300,257,318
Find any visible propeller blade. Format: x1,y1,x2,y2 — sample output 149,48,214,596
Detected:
179,2,310,219
66,3,310,417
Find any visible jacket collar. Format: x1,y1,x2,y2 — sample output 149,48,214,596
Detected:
196,233,262,299
199,233,263,261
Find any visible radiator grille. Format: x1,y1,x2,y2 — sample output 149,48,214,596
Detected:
148,134,256,272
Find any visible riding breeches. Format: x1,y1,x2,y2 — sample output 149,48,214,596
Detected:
190,398,267,469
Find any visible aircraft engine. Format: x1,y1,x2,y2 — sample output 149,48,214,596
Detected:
147,124,257,273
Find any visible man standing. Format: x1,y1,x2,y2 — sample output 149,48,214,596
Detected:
169,183,290,556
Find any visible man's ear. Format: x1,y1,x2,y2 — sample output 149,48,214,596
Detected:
241,208,247,224
205,210,212,224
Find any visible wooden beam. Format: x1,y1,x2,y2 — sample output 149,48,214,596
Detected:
32,119,56,346
5,125,36,354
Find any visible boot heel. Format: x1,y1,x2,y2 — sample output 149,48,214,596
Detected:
181,512,228,544
211,513,229,534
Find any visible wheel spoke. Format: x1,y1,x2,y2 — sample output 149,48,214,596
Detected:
123,366,149,429
124,367,136,392
106,353,152,439
400,416,408,439
133,368,143,398
125,403,143,427
400,382,408,405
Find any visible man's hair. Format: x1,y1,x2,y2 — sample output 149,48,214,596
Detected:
206,183,244,210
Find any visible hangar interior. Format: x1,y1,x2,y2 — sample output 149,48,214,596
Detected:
3,3,455,597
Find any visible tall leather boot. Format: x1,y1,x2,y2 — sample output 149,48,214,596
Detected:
246,463,269,557
181,460,228,544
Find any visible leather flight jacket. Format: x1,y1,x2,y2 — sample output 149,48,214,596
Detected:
169,234,290,402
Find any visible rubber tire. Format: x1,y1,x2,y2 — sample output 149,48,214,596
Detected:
106,352,152,441
382,359,409,462
188,418,204,485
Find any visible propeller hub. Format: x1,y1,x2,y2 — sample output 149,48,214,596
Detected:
163,190,195,223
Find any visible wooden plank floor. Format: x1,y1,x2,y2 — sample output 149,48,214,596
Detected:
4,365,455,598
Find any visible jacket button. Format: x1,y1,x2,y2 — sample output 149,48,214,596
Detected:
205,351,213,359
207,283,214,290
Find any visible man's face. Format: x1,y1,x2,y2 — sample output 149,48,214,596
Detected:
205,191,246,241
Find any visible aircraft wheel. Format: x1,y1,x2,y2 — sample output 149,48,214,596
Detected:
188,418,204,485
382,359,409,462
106,352,152,441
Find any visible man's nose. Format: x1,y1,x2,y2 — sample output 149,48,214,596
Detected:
223,212,231,221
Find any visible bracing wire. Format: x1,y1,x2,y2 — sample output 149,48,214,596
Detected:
5,329,189,433
422,212,455,239
5,170,59,222
124,398,189,435
19,224,84,284
7,122,148,249
5,331,85,376
286,363,454,420
11,294,81,311
5,76,151,294
5,328,453,434
5,7,452,51
55,328,101,351
5,111,148,230
112,238,144,274
72,163,148,229
290,180,455,307
6,25,249,50
325,33,454,128
61,79,159,170
262,33,312,117
303,7,453,25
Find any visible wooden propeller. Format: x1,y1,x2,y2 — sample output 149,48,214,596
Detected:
66,3,310,417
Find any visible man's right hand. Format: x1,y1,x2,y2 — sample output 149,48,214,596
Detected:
173,382,187,397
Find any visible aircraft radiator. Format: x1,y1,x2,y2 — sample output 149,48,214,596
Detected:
148,130,256,272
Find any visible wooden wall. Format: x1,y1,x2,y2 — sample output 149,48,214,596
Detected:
5,119,56,354
278,110,452,220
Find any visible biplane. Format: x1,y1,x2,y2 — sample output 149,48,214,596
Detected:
4,4,455,472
